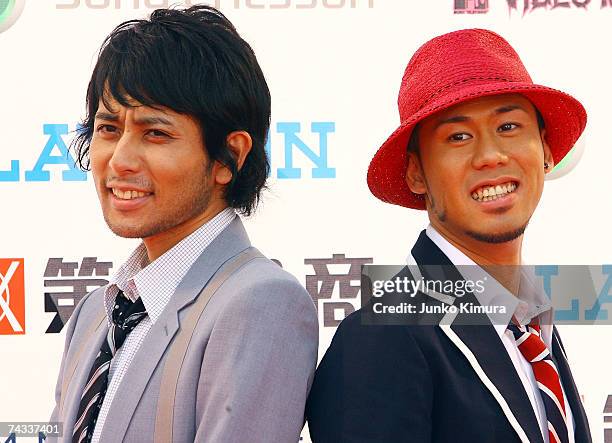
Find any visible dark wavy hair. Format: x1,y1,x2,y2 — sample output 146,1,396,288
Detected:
72,5,271,216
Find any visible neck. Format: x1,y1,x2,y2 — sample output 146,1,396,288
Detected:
143,201,228,262
430,220,523,295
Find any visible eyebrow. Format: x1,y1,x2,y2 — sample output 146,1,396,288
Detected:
433,104,529,130
94,112,119,122
433,115,469,131
94,112,174,126
494,104,527,115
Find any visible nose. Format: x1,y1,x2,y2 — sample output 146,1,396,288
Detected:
108,130,142,175
470,130,509,170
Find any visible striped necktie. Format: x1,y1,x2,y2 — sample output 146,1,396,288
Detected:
72,291,148,443
507,323,569,443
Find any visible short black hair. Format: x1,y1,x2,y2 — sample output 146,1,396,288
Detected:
73,5,271,216
407,107,546,155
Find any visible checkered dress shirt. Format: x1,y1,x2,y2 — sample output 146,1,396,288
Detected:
90,208,236,443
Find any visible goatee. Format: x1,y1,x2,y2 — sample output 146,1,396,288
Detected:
465,224,527,244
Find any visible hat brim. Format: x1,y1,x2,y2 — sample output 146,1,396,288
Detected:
367,82,587,210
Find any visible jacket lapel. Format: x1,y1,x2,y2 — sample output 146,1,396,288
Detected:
61,301,109,441
552,327,592,443
99,217,252,441
412,230,544,443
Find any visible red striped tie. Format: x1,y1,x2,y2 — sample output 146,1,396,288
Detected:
507,323,569,443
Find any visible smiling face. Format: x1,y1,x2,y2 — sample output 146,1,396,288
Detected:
90,96,222,242
405,93,553,247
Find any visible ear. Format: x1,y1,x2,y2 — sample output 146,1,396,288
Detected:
214,131,253,186
405,152,427,195
540,128,554,173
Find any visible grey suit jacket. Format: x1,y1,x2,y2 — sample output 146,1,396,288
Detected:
49,218,319,442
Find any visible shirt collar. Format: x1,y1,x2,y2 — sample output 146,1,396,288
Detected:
406,224,552,340
104,208,236,324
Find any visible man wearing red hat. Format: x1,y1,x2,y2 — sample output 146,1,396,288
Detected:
306,29,591,443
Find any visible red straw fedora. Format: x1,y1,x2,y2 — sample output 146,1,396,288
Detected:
367,28,586,210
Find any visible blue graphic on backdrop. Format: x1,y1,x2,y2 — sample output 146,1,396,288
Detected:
536,264,612,322
1,122,336,182
271,122,336,179
0,124,86,182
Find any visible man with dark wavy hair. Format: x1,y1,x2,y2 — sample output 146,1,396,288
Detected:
49,6,318,443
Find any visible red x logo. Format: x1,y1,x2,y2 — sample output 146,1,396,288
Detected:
0,259,25,335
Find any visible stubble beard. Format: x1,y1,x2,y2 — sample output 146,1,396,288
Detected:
103,174,213,239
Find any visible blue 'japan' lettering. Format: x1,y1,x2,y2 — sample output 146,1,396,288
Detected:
4,122,337,182
24,124,87,182
276,122,336,179
585,264,612,320
0,160,19,182
537,265,580,321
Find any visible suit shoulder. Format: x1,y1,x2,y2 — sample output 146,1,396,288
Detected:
333,308,443,352
333,307,404,340
231,255,305,290
243,255,299,279
222,255,315,313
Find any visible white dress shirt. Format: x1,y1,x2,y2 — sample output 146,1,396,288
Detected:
407,224,575,443
90,208,236,443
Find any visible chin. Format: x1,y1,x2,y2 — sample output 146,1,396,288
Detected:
104,215,151,239
107,224,148,239
465,224,527,244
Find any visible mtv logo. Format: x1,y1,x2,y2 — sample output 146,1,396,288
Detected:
0,259,25,334
454,0,489,14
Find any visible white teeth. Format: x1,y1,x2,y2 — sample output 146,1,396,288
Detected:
112,188,150,200
471,181,518,202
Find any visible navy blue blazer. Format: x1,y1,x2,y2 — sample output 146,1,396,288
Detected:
306,230,591,443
